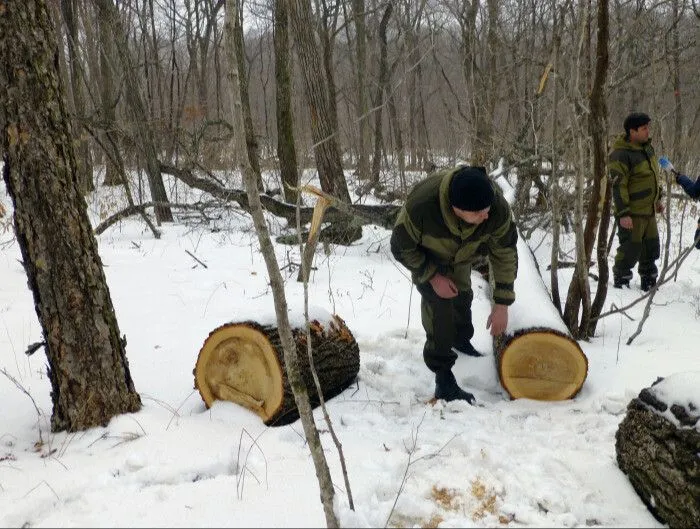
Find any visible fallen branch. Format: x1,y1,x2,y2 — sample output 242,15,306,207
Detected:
159,162,401,230
94,201,220,235
185,249,208,269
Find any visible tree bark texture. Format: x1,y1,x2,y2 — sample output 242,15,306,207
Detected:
583,0,610,338
194,318,360,426
288,0,352,203
0,0,141,432
371,2,392,185
273,0,300,204
233,1,263,189
615,381,700,528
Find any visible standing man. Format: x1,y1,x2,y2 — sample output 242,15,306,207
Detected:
610,112,664,291
390,166,518,404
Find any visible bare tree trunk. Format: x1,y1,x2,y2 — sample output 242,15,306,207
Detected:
288,0,351,203
60,0,94,194
0,0,141,433
92,0,173,223
223,1,339,524
352,0,370,181
371,2,393,185
317,1,341,140
274,0,300,203
562,0,597,337
233,0,264,190
586,0,610,337
86,1,123,186
549,1,563,315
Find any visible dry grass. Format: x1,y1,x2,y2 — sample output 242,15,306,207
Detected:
470,478,499,520
431,485,460,511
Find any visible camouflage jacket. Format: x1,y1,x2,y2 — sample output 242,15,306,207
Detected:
609,134,662,217
390,167,518,306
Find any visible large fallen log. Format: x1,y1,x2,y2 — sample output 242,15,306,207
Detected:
490,173,588,401
615,374,700,528
193,315,360,426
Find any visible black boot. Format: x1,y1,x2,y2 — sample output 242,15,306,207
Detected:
613,272,632,289
451,339,484,357
694,225,700,250
435,370,475,404
640,276,657,292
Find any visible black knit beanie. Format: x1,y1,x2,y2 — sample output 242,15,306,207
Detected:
623,112,651,134
448,166,494,211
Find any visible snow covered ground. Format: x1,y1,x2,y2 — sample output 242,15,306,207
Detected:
1,167,698,527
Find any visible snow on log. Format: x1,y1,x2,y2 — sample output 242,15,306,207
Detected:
193,315,360,426
490,170,588,401
615,373,700,528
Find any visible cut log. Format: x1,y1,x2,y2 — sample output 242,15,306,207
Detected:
488,174,588,401
194,315,360,426
494,327,588,400
615,376,700,528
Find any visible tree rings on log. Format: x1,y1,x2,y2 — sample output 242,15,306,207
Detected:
194,316,360,426
495,327,588,400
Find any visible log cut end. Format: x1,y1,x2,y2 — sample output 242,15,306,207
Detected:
497,329,588,401
194,323,284,422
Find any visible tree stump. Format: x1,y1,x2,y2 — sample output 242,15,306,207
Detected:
494,327,588,400
615,376,700,528
194,315,360,426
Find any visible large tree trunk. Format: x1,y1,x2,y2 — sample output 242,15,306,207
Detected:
352,0,369,181
288,0,352,203
615,376,700,528
370,2,392,186
194,317,360,426
0,0,142,433
273,0,300,204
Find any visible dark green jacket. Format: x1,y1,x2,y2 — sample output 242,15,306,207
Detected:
609,134,662,217
390,167,518,305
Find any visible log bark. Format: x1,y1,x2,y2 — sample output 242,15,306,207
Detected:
615,380,700,528
194,315,360,426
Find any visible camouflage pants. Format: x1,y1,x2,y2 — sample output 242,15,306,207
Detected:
416,283,474,373
612,215,660,281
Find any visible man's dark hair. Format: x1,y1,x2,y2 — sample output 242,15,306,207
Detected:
623,112,651,135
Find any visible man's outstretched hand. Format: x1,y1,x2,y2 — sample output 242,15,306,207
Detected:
486,304,508,336
429,273,458,299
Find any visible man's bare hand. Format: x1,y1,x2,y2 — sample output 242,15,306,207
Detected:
619,216,633,229
486,304,508,336
429,273,458,299
655,201,664,214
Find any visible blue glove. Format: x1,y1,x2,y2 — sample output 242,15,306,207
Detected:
659,156,673,171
